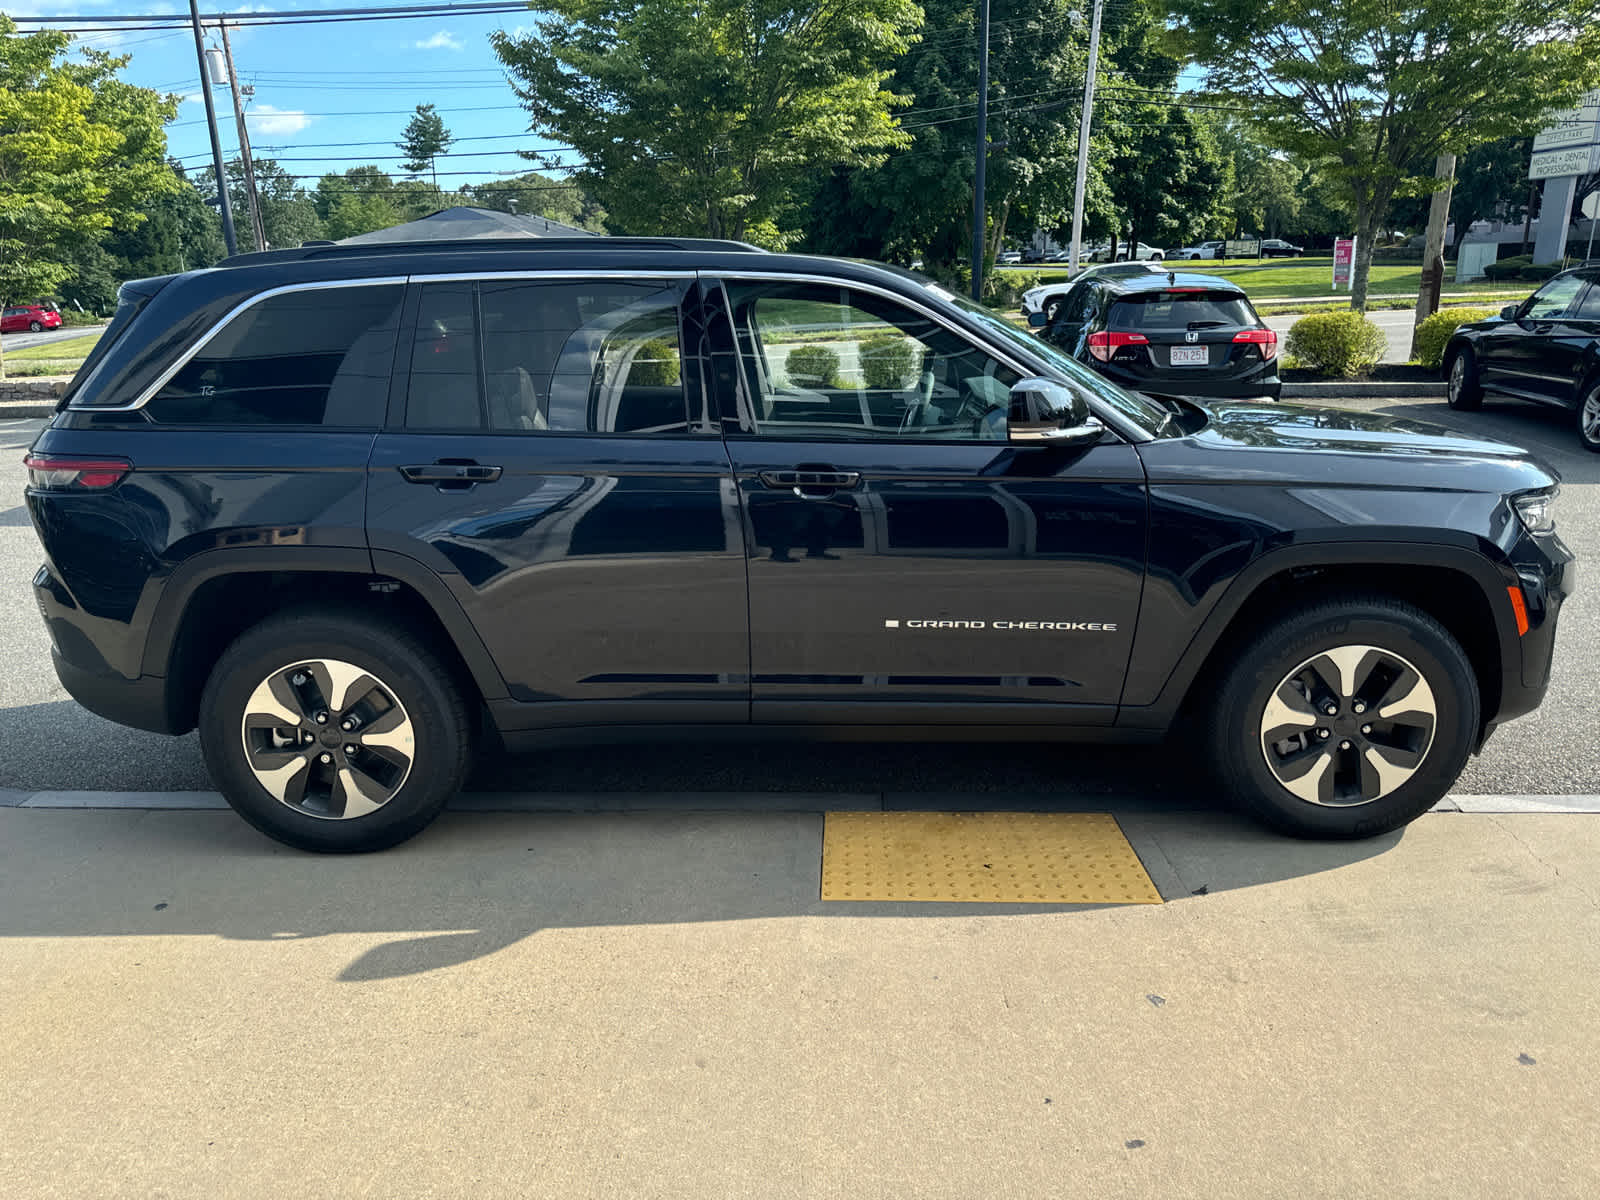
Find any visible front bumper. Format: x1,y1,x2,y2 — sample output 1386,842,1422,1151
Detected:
1493,527,1576,728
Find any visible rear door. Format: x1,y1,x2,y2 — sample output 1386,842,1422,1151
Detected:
365,273,749,729
703,274,1148,725
1106,288,1264,384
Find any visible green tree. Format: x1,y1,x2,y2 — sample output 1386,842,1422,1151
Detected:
1173,0,1600,308
1212,121,1304,238
0,17,178,372
197,158,322,250
314,166,404,239
397,103,454,202
491,0,921,246
1104,102,1229,252
467,171,608,232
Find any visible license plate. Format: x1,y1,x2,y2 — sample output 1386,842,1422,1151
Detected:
1169,346,1209,366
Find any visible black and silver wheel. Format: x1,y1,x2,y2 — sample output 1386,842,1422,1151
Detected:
1446,348,1482,411
200,610,472,852
1576,379,1600,453
29,320,43,332
1206,596,1478,838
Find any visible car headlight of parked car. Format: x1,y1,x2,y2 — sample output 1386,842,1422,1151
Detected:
1512,486,1558,535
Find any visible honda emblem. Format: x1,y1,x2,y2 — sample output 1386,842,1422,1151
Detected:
1185,330,1200,343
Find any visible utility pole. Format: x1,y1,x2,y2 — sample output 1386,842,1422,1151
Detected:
970,0,990,302
188,0,236,256
1409,151,1456,360
1068,0,1104,276
218,21,267,253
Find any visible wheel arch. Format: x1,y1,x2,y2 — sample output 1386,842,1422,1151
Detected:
147,550,507,734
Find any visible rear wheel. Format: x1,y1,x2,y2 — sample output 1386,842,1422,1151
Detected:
1446,348,1483,411
28,320,42,332
199,609,473,852
1204,596,1478,839
1577,379,1600,452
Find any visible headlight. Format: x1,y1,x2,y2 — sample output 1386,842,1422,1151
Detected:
1512,487,1558,535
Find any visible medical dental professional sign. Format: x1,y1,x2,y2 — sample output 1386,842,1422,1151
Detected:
1530,89,1600,179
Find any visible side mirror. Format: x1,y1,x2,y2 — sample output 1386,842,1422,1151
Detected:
1500,304,1519,321
1027,311,1048,328
1008,377,1103,446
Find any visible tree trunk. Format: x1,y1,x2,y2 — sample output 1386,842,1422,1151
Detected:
1349,182,1395,312
988,197,1011,265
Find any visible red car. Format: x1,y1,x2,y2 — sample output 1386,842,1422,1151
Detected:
2,304,63,333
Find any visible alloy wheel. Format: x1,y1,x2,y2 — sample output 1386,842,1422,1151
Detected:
1258,644,1437,807
1581,387,1600,446
1448,355,1465,403
239,658,415,819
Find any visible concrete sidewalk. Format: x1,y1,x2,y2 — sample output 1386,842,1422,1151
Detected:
2,806,1596,1198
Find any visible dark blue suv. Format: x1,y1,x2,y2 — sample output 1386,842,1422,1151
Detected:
23,239,1573,851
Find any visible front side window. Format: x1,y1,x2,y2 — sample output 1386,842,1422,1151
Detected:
147,284,403,426
1524,275,1586,321
404,278,700,435
720,280,1018,441
1573,282,1600,320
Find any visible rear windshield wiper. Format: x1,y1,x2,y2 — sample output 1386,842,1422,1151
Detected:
1186,320,1229,330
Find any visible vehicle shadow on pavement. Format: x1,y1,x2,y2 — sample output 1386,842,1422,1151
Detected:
0,802,1401,984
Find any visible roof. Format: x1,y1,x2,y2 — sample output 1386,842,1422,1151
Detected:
336,205,600,245
1107,271,1245,293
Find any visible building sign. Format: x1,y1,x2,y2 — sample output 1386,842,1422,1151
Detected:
1225,237,1261,258
1530,144,1600,180
1333,237,1356,291
1532,90,1600,152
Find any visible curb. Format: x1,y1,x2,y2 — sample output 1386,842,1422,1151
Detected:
1281,382,1446,399
0,402,58,419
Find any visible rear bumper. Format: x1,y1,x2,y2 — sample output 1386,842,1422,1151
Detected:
51,648,182,735
1108,363,1282,400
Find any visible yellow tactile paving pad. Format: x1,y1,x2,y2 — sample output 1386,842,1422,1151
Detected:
821,811,1162,904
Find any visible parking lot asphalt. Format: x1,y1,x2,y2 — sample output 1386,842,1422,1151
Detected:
2,806,1597,1198
3,393,1596,800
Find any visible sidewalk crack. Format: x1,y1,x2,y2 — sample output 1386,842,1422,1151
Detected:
1489,815,1600,912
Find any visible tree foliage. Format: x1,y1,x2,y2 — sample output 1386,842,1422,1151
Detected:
197,158,322,250
467,170,608,232
398,103,453,199
1173,0,1600,307
491,0,922,245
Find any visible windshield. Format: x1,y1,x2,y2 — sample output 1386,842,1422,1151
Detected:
930,285,1171,435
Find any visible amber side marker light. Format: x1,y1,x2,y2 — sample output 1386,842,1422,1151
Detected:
1507,586,1529,637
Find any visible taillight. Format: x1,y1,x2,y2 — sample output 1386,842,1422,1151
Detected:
1233,328,1278,361
1088,330,1149,362
23,453,132,491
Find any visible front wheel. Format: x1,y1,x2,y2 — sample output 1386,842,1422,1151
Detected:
199,609,473,852
29,321,42,332
1204,596,1479,839
1578,380,1600,452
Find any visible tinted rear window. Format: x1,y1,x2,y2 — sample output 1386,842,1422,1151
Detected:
146,284,403,426
1109,291,1255,332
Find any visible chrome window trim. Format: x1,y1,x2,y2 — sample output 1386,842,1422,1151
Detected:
706,269,1148,443
77,276,409,412
406,270,696,284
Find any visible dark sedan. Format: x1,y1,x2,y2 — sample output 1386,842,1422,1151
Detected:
1442,264,1600,450
1031,270,1281,399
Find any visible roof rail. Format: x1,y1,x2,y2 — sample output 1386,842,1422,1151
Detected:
218,236,767,267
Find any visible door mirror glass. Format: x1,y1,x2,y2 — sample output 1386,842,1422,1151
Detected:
1027,311,1048,328
1008,377,1101,445
1500,304,1519,321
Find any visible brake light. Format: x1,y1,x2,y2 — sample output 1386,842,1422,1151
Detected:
1233,328,1279,361
1088,330,1149,362
23,454,132,491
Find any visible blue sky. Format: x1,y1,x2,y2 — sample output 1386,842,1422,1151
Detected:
9,3,564,191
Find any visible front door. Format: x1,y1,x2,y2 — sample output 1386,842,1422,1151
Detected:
703,275,1149,726
366,274,749,728
1483,273,1590,400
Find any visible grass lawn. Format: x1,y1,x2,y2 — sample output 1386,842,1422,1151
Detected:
0,331,102,378
997,259,1530,302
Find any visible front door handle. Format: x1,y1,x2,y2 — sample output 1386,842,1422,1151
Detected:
398,461,504,489
759,469,861,498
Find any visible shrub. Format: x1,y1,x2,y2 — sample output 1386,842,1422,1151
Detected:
1412,306,1498,371
1518,264,1561,282
983,269,1043,308
786,343,842,389
860,333,920,390
1284,311,1388,378
629,338,680,386
1483,254,1533,281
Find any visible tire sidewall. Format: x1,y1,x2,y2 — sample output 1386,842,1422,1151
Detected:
1217,608,1478,838
200,615,467,852
1576,381,1600,452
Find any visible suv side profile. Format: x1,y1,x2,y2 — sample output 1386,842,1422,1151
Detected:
24,239,1573,852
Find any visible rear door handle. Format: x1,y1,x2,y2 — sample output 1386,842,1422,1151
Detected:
759,469,861,496
399,461,503,487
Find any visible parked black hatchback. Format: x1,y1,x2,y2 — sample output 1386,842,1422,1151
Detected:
1032,271,1281,400
1441,264,1600,451
24,238,1571,852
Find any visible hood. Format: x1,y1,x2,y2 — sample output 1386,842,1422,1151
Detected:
1139,400,1559,495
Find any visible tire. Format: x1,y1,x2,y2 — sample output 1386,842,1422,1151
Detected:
1445,347,1483,411
1150,252,1164,261
199,608,473,852
1204,595,1479,839
1576,378,1600,453
29,321,42,332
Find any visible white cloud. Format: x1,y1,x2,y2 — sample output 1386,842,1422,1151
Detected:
246,104,314,136
415,30,462,52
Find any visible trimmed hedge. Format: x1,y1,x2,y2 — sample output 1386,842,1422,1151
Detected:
1412,306,1498,371
860,333,920,390
630,338,681,386
1482,254,1532,280
1284,311,1388,377
786,344,842,389
1518,264,1562,282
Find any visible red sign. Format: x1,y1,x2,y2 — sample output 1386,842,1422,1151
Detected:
1333,238,1356,290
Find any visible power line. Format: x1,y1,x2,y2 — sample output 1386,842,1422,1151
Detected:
15,3,528,25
